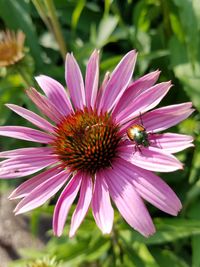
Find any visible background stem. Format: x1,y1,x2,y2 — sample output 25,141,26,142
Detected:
44,0,67,60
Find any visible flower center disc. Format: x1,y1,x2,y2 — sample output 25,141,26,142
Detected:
53,108,121,174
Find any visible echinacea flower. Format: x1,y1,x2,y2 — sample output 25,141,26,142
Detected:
0,50,194,237
0,29,25,67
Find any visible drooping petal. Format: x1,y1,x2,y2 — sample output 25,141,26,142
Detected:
0,126,54,143
119,143,183,172
85,50,99,109
149,133,194,153
69,173,93,237
9,166,62,199
98,50,137,113
120,102,194,134
0,154,58,179
65,53,86,110
35,75,73,116
0,147,53,158
117,81,172,124
92,171,114,235
104,163,155,237
14,169,70,214
6,104,55,133
112,70,160,117
113,158,182,216
26,87,63,123
53,172,82,237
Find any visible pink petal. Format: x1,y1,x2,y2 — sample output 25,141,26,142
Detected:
112,70,160,117
0,155,58,179
69,173,92,237
35,75,73,116
114,158,182,216
117,81,172,124
119,143,183,172
65,53,86,110
85,50,99,109
9,166,62,199
6,104,54,133
92,171,114,235
14,169,70,214
96,71,110,109
27,87,63,124
0,126,54,143
98,50,137,113
104,163,155,237
149,133,194,153
141,102,194,132
53,173,82,237
121,102,194,134
0,147,53,158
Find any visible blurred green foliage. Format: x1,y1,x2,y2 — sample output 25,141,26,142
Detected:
0,0,200,266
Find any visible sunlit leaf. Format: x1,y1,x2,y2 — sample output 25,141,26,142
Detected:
120,218,200,245
95,15,119,48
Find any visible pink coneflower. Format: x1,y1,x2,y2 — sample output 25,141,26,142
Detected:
0,50,194,237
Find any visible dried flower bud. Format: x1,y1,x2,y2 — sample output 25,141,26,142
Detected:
0,29,25,67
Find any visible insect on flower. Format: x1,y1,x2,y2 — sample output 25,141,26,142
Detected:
127,113,150,149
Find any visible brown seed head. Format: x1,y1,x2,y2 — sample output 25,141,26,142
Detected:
52,108,121,175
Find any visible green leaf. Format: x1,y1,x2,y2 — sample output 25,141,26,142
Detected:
151,248,189,267
188,138,200,184
123,251,141,267
172,0,199,66
192,236,200,267
193,0,200,30
0,74,24,125
48,230,110,265
187,203,200,267
186,179,200,209
133,0,150,32
71,0,86,31
95,15,119,48
133,243,160,267
121,237,159,267
173,62,200,111
120,218,200,245
100,55,123,73
169,12,185,42
169,36,200,111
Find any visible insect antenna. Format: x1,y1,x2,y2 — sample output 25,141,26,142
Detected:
139,112,144,126
120,111,147,127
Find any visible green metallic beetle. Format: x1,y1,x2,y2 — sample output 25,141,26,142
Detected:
127,123,150,148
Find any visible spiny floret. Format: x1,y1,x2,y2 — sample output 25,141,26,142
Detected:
52,108,121,174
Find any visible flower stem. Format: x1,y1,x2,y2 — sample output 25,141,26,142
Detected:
15,64,32,88
32,0,53,33
44,0,67,60
111,226,123,266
